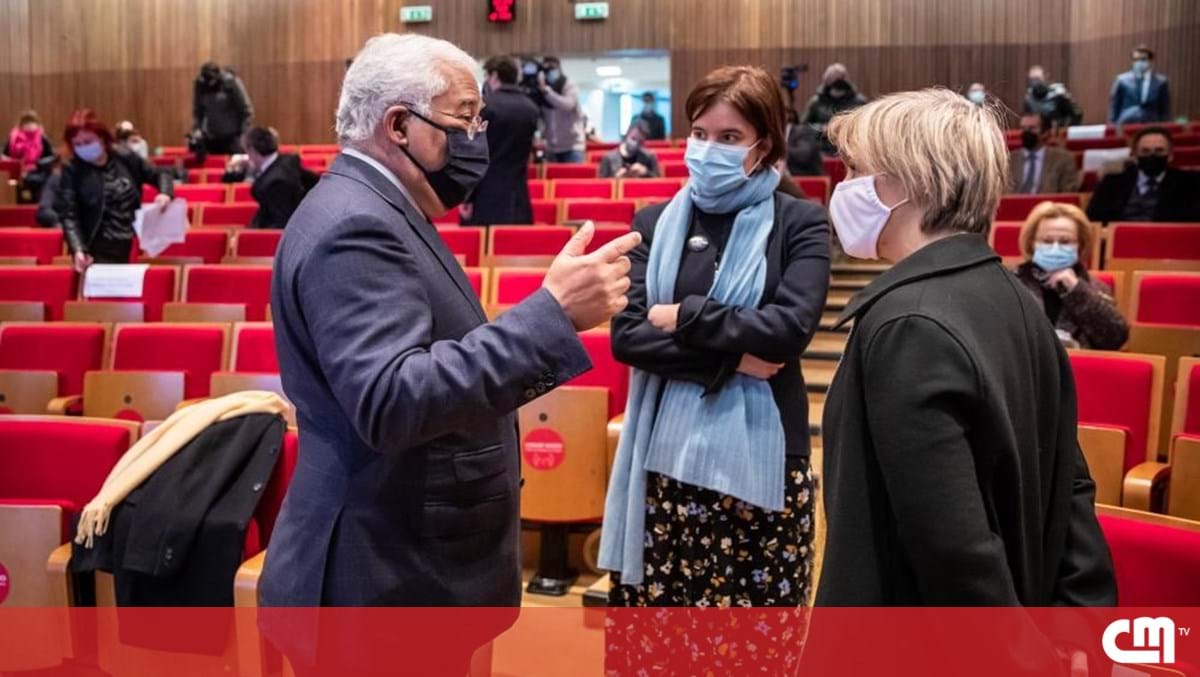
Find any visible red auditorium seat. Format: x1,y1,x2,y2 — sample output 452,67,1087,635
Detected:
435,226,484,267
531,199,560,224
1131,272,1200,326
995,194,1080,221
201,203,259,227
182,265,272,321
1097,506,1200,606
661,162,688,178
1174,147,1200,167
527,164,538,180
618,178,683,200
232,183,253,202
431,204,461,225
552,180,614,200
247,430,299,555
644,140,674,149
0,323,107,404
563,200,636,224
489,225,574,257
300,156,328,171
822,157,848,187
1106,224,1200,272
174,184,229,205
544,163,599,180
988,222,1023,261
1167,359,1200,519
1121,122,1185,137
230,322,278,373
491,268,548,307
0,158,21,182
794,176,831,205
0,228,62,263
527,179,548,200
585,226,632,255
0,266,77,320
151,229,230,264
569,330,629,420
234,230,283,258
83,265,179,322
111,323,229,399
300,144,339,155
0,206,38,228
585,141,619,152
463,267,487,300
654,149,686,163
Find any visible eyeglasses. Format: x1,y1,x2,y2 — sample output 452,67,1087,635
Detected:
405,103,488,140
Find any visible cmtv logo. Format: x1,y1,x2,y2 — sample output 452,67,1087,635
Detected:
1103,616,1190,665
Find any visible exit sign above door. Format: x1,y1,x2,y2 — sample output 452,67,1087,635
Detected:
574,2,609,21
400,5,433,23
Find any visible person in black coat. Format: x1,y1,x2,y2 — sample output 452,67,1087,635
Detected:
630,92,667,141
57,109,174,269
461,55,539,226
817,89,1115,607
223,127,314,229
192,62,255,155
1086,127,1200,223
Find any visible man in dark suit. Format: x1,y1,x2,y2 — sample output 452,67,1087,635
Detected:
462,55,540,226
631,92,667,141
1086,127,1200,223
1007,112,1080,194
225,127,314,229
1109,45,1171,124
261,33,640,607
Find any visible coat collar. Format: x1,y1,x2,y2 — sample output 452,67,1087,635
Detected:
836,233,1000,328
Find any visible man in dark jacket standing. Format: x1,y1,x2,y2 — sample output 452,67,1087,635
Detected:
630,92,667,141
803,63,868,154
192,62,254,155
462,55,539,226
224,127,314,229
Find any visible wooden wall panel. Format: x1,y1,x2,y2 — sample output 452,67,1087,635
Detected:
0,0,32,132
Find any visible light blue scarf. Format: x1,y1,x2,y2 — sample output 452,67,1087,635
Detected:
598,167,786,586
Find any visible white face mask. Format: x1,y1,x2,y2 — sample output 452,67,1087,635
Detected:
828,174,909,259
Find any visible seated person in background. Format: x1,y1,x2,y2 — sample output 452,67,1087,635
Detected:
114,121,150,160
1008,112,1079,194
35,158,62,228
1013,202,1128,350
3,110,57,203
598,120,660,179
966,83,988,106
223,127,315,229
784,107,825,176
1086,126,1200,223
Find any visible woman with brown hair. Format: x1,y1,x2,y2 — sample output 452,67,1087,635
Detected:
600,65,830,610
1013,201,1128,349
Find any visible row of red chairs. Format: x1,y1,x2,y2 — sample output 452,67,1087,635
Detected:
988,221,1200,271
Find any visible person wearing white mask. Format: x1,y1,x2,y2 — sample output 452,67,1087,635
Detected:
602,65,830,621
1012,201,1127,349
816,89,1115,608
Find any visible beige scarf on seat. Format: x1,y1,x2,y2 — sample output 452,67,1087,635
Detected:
75,390,290,548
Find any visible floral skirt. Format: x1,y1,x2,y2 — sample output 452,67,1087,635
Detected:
608,455,815,608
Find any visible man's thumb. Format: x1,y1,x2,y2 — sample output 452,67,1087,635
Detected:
560,221,595,258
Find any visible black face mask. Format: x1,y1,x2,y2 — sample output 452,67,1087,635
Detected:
1137,154,1168,177
399,110,489,209
1021,130,1041,150
1029,80,1049,99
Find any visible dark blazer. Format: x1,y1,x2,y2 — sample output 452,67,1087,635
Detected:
612,192,831,458
463,84,540,226
249,154,311,229
1085,165,1200,223
71,414,285,607
1109,70,1170,124
1012,262,1129,350
261,153,591,606
817,235,1116,606
57,148,174,255
1007,146,1081,194
193,71,254,140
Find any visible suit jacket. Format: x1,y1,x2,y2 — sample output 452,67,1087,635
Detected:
1085,165,1200,223
464,85,539,226
1007,146,1080,194
612,193,831,458
1109,70,1170,124
817,235,1116,606
261,153,591,606
250,154,312,229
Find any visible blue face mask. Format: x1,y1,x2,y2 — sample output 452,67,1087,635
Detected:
74,141,104,164
1033,242,1078,272
1132,59,1150,76
685,138,760,198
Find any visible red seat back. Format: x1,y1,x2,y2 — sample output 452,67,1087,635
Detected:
491,226,573,256
1110,224,1200,260
233,324,278,373
84,266,177,322
183,265,272,321
431,204,461,225
202,203,258,227
661,162,688,178
531,200,559,224
0,324,106,395
202,155,230,169
1098,511,1200,606
174,184,229,205
544,164,599,180
995,194,1081,221
1135,274,1200,326
235,230,284,258
654,149,686,163
1070,353,1155,472
527,180,548,200
299,145,339,155
552,179,614,200
990,222,1023,258
494,269,547,305
250,430,299,554
1185,363,1200,436
0,418,134,515
822,157,848,187
232,184,254,202
156,229,230,264
0,266,77,320
113,324,227,398
0,228,62,263
436,227,483,267
794,177,830,205
1174,147,1200,167
0,206,38,228
567,331,629,419
620,178,682,200
585,226,632,255
564,200,636,225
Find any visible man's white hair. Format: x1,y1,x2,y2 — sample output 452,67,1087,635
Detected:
336,33,479,146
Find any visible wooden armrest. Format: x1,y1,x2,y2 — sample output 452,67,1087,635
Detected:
175,397,206,412
1124,461,1171,512
234,549,267,608
46,395,82,416
46,542,75,606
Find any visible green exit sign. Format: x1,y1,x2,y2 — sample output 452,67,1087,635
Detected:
400,5,433,23
575,2,609,20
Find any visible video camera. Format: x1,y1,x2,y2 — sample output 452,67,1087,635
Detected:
518,57,566,109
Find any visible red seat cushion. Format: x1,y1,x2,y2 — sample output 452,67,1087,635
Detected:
0,267,77,320
620,179,682,200
234,325,278,372
84,266,177,322
568,331,629,419
0,419,133,515
203,203,259,227
995,194,1081,221
1135,274,1200,326
0,206,39,227
1111,224,1200,260
1070,354,1155,472
436,227,483,267
544,164,599,180
157,230,230,264
990,222,1023,258
564,200,636,225
0,324,107,396
491,226,573,256
0,228,62,263
173,184,229,205
494,270,547,305
1098,512,1200,606
551,180,614,200
235,230,284,258
531,200,559,224
113,325,227,398
184,265,272,321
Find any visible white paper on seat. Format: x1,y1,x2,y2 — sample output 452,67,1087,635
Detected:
1082,147,1130,173
134,198,190,257
1066,124,1107,140
82,263,150,298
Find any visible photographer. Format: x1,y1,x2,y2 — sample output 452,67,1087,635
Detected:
192,62,254,155
598,120,660,179
535,56,585,163
462,55,540,225
1023,65,1082,129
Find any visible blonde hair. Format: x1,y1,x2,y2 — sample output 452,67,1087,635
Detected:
827,88,1008,235
1019,201,1096,261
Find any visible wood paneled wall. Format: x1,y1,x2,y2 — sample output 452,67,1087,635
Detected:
0,0,1195,145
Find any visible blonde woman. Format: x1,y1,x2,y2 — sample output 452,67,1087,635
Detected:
1013,202,1128,349
817,90,1116,606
